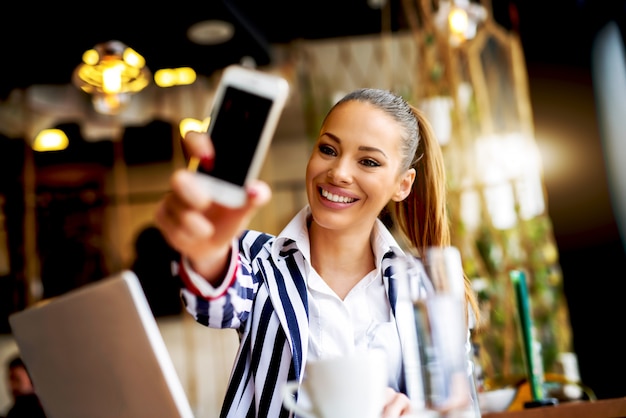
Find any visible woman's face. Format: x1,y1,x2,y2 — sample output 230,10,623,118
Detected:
306,100,415,233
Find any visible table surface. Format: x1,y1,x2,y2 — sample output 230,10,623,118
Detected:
482,397,626,418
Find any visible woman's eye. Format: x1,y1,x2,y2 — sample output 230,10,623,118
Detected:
319,144,336,156
361,158,381,167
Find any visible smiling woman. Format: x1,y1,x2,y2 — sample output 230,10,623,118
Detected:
154,87,480,417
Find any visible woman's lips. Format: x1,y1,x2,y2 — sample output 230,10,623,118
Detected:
318,185,359,204
320,188,355,203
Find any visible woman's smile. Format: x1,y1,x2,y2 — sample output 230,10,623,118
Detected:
319,186,358,204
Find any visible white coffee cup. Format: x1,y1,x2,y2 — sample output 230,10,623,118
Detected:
282,350,388,418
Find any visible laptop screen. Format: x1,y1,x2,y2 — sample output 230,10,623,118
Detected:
9,270,194,418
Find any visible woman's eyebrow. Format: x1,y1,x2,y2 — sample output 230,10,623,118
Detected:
359,145,387,158
321,131,340,143
322,132,388,158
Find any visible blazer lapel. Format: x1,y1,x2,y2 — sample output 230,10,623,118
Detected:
259,242,310,381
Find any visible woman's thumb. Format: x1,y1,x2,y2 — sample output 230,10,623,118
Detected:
245,180,272,211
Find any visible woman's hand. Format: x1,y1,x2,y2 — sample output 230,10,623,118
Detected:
154,131,271,283
382,388,412,418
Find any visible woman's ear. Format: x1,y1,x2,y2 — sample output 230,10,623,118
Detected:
392,168,416,201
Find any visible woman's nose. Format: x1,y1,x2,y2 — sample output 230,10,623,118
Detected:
327,160,352,184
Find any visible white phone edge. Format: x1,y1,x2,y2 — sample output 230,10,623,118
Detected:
192,65,290,208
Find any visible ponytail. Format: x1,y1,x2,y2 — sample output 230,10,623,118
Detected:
389,105,449,256
389,106,480,328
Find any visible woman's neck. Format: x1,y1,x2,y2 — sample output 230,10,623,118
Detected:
308,221,376,299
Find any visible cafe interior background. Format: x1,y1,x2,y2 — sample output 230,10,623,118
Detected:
0,0,625,415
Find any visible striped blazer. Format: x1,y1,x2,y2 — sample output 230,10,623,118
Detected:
180,226,435,418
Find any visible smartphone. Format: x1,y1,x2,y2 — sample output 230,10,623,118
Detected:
190,65,290,208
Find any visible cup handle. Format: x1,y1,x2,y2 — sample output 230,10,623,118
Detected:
282,380,316,418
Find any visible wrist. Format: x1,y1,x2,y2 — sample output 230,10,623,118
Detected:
188,245,233,286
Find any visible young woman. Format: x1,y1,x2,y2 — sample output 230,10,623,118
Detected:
155,88,479,417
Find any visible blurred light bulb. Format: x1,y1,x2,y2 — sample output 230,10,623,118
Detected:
155,67,197,88
102,64,123,93
434,1,487,46
123,47,145,68
449,7,469,36
155,69,177,88
33,129,69,152
176,67,197,85
82,49,100,66
179,117,210,138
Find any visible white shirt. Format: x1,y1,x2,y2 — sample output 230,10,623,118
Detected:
307,267,403,386
278,207,404,393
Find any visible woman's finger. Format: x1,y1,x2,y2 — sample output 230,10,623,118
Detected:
182,130,215,162
170,169,213,210
382,388,412,418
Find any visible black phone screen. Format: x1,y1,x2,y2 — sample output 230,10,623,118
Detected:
202,86,273,186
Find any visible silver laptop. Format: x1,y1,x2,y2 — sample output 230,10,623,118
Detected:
9,270,194,418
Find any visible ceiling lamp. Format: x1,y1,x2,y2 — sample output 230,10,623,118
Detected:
72,40,151,115
187,20,235,45
154,67,197,88
435,0,487,46
179,117,211,138
32,129,69,152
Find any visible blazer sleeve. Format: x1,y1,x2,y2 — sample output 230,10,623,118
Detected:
178,230,273,330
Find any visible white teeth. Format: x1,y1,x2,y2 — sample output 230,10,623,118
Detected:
321,189,355,203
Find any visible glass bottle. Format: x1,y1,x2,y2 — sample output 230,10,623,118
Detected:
419,246,482,418
392,247,481,417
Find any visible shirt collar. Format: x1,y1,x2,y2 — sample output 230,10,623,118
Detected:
271,206,312,261
271,205,406,266
371,215,406,269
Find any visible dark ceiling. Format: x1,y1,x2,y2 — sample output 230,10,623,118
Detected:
0,0,623,101
0,0,403,99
